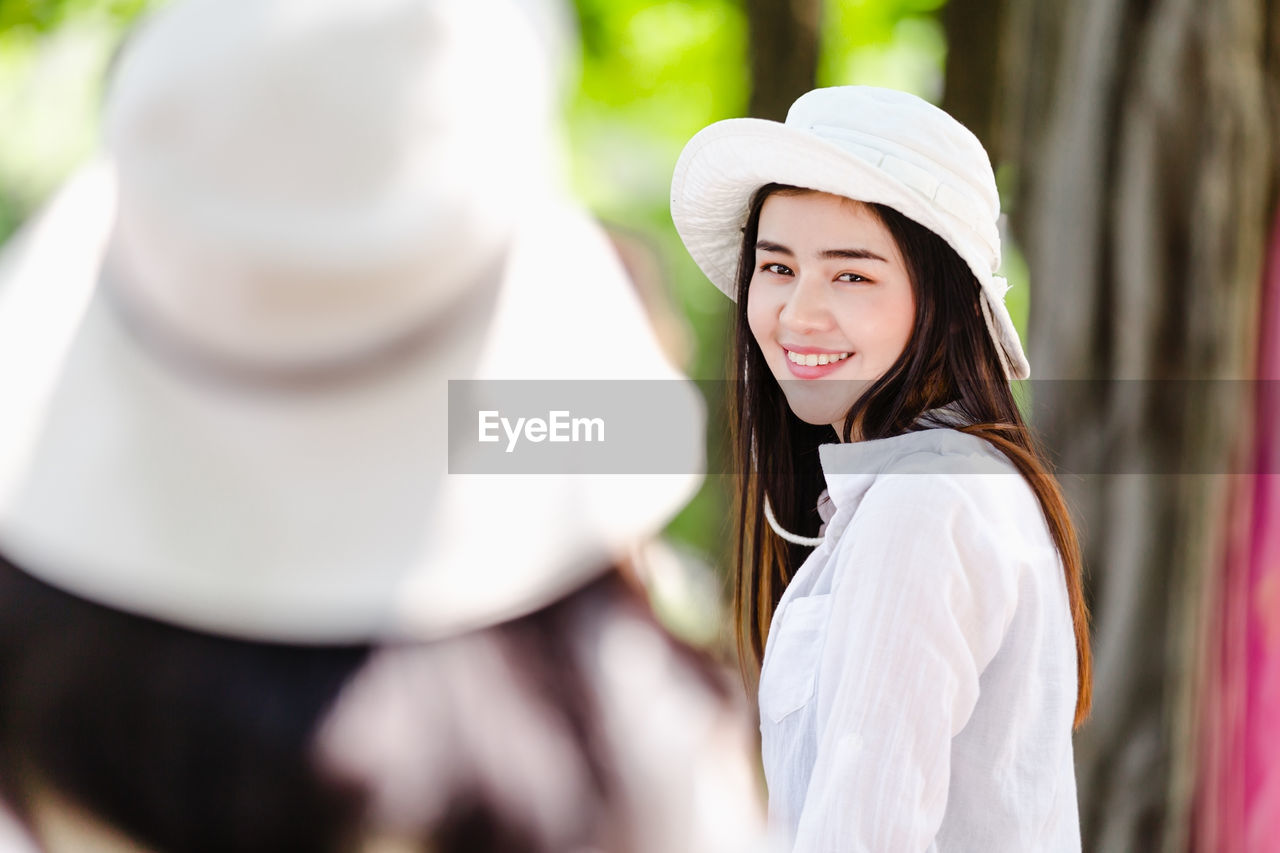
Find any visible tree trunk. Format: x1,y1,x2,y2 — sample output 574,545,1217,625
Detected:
949,0,1280,849
940,0,1004,160
745,0,821,121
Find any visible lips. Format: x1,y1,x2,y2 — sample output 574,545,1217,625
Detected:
782,345,854,379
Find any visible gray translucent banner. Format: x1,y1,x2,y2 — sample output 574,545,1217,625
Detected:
447,380,1279,475
448,380,705,475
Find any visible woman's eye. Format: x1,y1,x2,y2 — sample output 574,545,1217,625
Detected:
837,272,870,283
760,262,792,276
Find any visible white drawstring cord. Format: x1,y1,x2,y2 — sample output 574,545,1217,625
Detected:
762,495,825,547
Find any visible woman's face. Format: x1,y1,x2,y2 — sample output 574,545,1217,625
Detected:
746,190,916,438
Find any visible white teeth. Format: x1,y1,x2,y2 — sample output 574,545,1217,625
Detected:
787,350,851,366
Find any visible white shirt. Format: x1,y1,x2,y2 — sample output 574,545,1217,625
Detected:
758,425,1081,852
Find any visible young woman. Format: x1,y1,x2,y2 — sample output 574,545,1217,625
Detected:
672,86,1092,850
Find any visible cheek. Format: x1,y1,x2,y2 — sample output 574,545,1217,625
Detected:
849,288,915,352
890,291,917,350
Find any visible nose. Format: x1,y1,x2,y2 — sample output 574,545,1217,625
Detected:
778,271,834,334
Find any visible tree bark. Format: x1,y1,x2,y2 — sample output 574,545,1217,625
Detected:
948,0,1280,849
745,0,821,121
940,0,1003,160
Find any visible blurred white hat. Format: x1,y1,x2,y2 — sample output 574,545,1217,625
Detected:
0,0,703,642
671,85,1028,380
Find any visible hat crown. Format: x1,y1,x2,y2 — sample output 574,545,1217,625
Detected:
103,0,557,370
785,86,1000,263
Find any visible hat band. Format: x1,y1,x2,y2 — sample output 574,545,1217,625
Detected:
99,253,505,393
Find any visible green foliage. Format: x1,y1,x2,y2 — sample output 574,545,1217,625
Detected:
568,0,748,221
0,0,157,244
819,0,946,98
0,0,151,33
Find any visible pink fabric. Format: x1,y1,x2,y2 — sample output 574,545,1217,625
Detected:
1197,207,1280,851
1244,210,1280,849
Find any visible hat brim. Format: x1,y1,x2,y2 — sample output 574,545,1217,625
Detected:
0,164,705,643
670,118,1030,380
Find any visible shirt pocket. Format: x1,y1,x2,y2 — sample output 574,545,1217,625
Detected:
759,593,832,724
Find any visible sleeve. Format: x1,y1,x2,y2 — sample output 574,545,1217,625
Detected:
790,473,1020,852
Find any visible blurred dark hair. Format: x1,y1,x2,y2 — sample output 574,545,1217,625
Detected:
0,553,718,852
728,183,1092,728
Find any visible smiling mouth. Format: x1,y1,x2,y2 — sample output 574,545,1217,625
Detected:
785,349,852,367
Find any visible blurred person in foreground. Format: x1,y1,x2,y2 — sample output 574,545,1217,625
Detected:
0,0,769,850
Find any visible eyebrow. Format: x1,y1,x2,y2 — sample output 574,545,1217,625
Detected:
755,240,889,263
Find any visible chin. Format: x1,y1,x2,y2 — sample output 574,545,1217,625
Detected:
773,377,868,428
777,392,851,429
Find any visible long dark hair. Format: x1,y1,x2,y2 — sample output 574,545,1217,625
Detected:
729,183,1092,729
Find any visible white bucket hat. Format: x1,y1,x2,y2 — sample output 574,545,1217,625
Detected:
670,85,1029,381
0,0,703,643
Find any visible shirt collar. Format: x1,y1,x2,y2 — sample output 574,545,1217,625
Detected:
817,404,985,516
